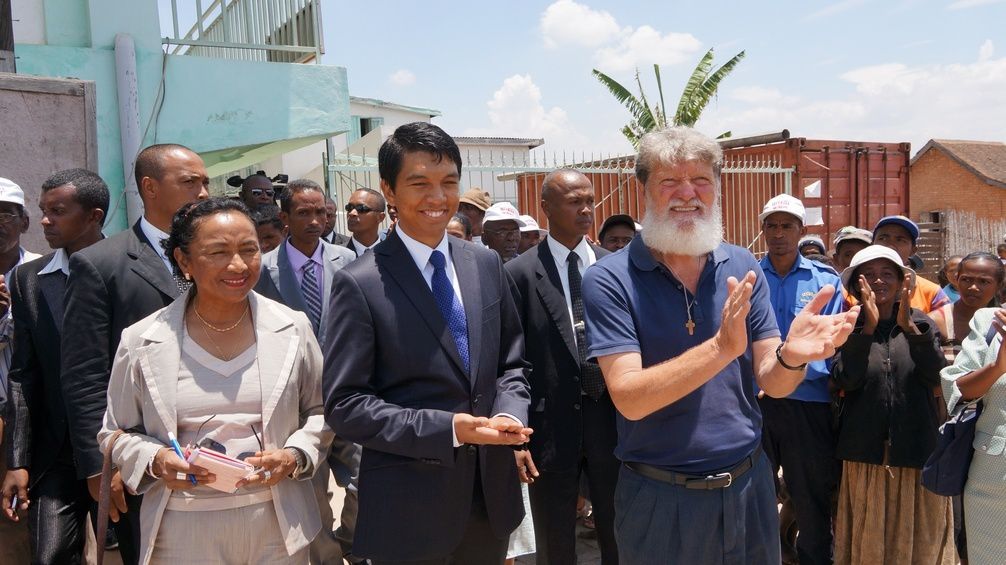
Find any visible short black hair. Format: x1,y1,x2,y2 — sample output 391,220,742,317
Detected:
448,213,472,238
134,143,195,189
41,168,111,221
378,122,461,191
351,187,387,212
959,251,1006,305
253,205,285,231
278,178,322,213
163,197,253,277
997,243,1006,254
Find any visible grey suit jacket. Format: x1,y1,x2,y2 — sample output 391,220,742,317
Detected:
98,291,333,565
254,239,355,344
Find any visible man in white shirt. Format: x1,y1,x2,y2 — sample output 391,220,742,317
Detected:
2,169,108,564
61,144,209,565
345,188,387,257
505,170,621,564
323,122,531,564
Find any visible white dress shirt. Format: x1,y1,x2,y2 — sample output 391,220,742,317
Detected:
545,235,597,347
38,247,70,276
395,226,522,445
139,216,173,274
350,237,380,257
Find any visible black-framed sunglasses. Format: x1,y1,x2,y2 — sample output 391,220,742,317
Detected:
345,203,375,214
250,188,275,197
190,414,265,460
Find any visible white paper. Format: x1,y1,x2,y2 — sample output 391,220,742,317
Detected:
805,206,825,226
803,180,821,198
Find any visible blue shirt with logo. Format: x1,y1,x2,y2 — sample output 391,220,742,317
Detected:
759,254,845,403
583,237,780,474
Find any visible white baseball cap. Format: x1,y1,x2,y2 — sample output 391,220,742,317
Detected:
519,215,543,233
759,194,805,224
482,202,527,227
840,244,916,294
0,178,26,207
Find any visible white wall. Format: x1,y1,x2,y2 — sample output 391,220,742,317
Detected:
456,143,534,205
12,0,46,45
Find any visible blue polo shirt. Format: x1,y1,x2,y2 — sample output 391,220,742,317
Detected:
759,254,845,403
583,237,780,474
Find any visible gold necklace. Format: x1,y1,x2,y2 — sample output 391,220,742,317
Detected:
193,303,249,332
200,322,229,360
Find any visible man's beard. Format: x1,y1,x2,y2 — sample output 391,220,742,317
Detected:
641,197,723,256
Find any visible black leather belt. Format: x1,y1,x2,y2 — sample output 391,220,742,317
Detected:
624,446,762,490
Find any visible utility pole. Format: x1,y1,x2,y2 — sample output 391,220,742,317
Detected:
0,0,14,73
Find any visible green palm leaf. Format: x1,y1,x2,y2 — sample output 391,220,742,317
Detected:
680,50,746,127
674,48,716,125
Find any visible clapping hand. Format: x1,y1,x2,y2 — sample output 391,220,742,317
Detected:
781,285,860,366
859,275,880,335
895,274,920,335
715,271,757,359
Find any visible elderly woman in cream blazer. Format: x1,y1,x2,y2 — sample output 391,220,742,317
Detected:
98,199,332,564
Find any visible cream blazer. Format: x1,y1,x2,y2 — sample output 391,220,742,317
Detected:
98,291,333,564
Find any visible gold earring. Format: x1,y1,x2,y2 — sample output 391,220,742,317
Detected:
184,273,191,281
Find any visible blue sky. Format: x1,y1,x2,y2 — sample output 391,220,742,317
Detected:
321,0,1006,157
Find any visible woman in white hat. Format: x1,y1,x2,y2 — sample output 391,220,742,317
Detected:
831,245,956,564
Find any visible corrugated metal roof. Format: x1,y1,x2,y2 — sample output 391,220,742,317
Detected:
349,96,441,117
913,139,1006,189
453,136,545,149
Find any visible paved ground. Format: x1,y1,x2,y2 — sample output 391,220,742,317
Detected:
89,477,604,564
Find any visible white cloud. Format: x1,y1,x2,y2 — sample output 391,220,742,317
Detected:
697,51,1006,153
979,39,995,61
539,2,702,72
593,26,702,71
462,74,590,151
388,69,416,86
540,0,622,48
948,0,1005,9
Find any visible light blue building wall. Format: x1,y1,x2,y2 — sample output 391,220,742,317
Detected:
15,0,349,232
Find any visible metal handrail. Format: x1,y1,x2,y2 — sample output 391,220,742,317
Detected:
161,0,321,61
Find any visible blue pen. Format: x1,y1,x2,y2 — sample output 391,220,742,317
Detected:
167,432,198,486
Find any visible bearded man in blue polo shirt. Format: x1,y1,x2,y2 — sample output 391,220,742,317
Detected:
758,193,845,565
582,127,860,564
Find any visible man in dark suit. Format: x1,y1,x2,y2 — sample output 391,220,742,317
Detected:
506,170,620,564
252,178,360,564
345,188,386,257
323,195,352,245
1,169,108,564
60,144,209,564
323,122,532,565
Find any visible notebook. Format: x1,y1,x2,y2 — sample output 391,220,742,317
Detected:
185,447,257,493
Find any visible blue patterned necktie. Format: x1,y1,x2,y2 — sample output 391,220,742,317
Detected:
429,250,470,373
301,259,323,333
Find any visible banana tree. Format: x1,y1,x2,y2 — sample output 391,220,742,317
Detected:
592,48,746,148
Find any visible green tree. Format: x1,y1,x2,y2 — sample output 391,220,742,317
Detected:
592,48,746,148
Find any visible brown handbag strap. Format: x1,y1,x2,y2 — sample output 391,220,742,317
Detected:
96,430,125,565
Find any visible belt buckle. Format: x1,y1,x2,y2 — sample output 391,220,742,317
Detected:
686,471,733,489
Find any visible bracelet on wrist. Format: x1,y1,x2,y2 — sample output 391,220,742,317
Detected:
776,342,808,371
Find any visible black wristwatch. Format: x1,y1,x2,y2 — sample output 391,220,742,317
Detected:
776,342,807,371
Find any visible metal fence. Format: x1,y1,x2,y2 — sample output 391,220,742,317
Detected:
160,0,322,62
326,152,795,245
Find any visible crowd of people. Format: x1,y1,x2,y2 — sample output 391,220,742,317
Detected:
0,123,1004,565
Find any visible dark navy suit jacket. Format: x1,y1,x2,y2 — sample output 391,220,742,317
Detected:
322,230,530,561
